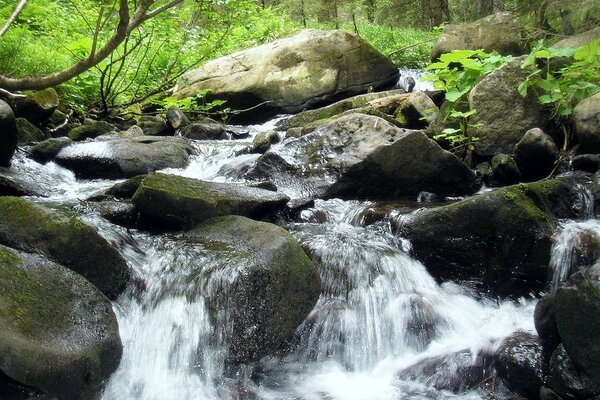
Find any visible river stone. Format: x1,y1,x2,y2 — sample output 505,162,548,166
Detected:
535,293,560,353
132,172,290,229
180,118,228,140
431,12,527,61
393,91,438,128
552,26,600,49
0,196,129,299
12,88,60,124
138,115,171,136
574,92,600,149
16,118,49,144
546,344,600,399
399,177,586,296
165,106,190,130
252,130,280,153
514,128,559,181
0,175,37,197
173,29,399,121
248,113,479,200
29,137,73,163
185,215,320,364
469,56,546,156
68,120,116,141
495,331,545,399
55,136,194,179
0,100,18,167
572,154,600,173
491,153,520,186
0,245,122,400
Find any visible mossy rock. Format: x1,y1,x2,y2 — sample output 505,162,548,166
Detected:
185,215,320,364
0,100,17,167
0,244,122,399
491,153,520,186
399,176,588,296
68,121,116,141
15,118,49,144
0,196,129,299
29,137,73,163
132,172,289,229
0,176,37,197
13,88,60,124
252,130,280,153
55,136,194,179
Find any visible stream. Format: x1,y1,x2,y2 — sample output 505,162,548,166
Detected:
1,74,593,399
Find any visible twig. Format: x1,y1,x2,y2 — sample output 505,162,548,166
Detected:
387,39,435,58
0,88,26,99
0,0,27,38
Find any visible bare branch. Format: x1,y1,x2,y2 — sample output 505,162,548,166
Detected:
0,0,27,38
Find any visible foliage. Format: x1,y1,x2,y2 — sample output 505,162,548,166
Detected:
518,39,600,118
423,49,511,150
150,90,235,122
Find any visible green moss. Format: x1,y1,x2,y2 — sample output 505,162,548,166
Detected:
68,121,114,141
25,88,59,109
16,117,48,144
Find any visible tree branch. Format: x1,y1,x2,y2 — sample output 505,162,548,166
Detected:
0,0,27,38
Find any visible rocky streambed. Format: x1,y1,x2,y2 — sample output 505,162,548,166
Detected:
1,23,600,400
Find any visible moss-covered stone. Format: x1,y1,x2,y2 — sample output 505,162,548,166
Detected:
399,176,587,296
13,88,59,124
0,244,121,400
186,215,320,363
29,137,73,163
491,153,520,186
68,120,115,141
251,130,280,153
0,100,17,167
132,172,289,229
0,197,129,298
15,118,49,144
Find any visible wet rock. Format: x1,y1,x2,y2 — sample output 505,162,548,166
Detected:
0,175,36,197
68,120,116,141
416,191,444,203
29,137,73,163
404,295,440,350
106,174,146,199
396,349,495,393
546,344,600,399
431,12,527,61
165,106,190,130
55,136,194,179
399,177,586,296
251,130,280,153
132,172,290,229
475,161,493,186
574,92,600,149
469,56,546,156
16,118,49,144
0,100,18,167
0,245,122,400
495,331,545,399
0,196,129,298
393,92,438,128
186,215,320,364
119,125,144,138
12,88,60,124
491,153,520,186
180,118,228,140
94,200,139,228
174,29,399,122
514,128,559,181
572,154,600,173
248,113,479,200
535,293,560,354
138,115,171,136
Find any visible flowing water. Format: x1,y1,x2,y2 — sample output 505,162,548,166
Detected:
2,117,554,400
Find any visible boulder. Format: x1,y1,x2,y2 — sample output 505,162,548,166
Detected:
0,100,18,167
252,130,280,153
68,120,116,141
185,215,320,363
12,88,60,124
248,113,479,200
15,118,49,144
29,137,73,163
119,125,144,138
547,344,600,399
572,154,600,173
0,196,129,298
514,128,560,181
535,293,561,353
399,177,586,296
165,106,190,130
431,12,527,61
180,118,228,140
491,153,520,186
0,245,122,400
0,175,37,197
552,26,600,49
55,136,194,179
393,91,438,128
469,56,546,156
174,29,399,121
574,92,600,149
495,331,545,399
132,172,290,229
138,115,171,136
106,174,146,199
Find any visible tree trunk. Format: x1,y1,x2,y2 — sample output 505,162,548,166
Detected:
365,0,375,23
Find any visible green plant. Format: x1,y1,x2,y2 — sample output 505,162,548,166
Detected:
423,49,511,151
150,90,234,122
518,39,600,118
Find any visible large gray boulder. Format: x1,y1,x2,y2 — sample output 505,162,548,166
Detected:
186,215,320,364
431,12,527,61
0,196,129,299
55,136,194,179
0,245,122,400
399,177,587,296
514,128,559,181
469,56,546,156
132,172,290,229
552,26,600,49
574,92,600,149
173,29,399,121
248,113,479,199
0,100,18,167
